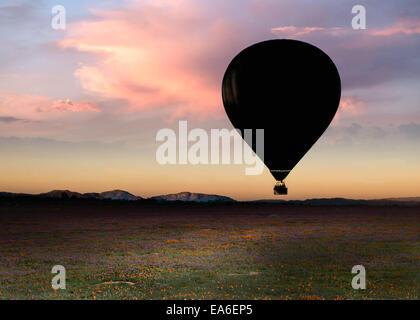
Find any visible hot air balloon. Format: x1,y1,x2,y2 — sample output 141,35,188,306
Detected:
222,39,341,195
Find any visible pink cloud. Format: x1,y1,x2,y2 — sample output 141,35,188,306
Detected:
271,26,345,37
370,18,420,36
340,97,364,114
332,97,365,126
40,99,100,113
0,91,100,121
58,0,238,120
271,26,326,36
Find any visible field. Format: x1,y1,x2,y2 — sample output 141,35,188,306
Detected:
0,199,419,300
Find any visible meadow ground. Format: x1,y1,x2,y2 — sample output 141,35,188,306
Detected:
0,200,419,300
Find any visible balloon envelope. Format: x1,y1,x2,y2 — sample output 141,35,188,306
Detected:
222,39,341,182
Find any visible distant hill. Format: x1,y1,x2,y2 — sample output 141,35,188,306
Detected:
39,190,84,199
252,198,366,205
150,192,235,203
0,192,31,198
99,190,140,201
384,197,420,202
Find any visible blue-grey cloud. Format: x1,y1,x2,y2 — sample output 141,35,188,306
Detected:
399,123,420,139
0,116,23,123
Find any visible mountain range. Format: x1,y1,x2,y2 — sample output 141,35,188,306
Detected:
0,190,232,202
1,190,420,205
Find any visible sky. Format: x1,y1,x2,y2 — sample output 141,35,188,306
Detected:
0,0,419,200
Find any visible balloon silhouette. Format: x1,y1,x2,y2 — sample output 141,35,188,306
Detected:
222,39,341,195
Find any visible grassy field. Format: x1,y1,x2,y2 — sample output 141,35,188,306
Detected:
0,200,419,300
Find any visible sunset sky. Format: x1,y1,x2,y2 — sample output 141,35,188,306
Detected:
1,0,419,200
